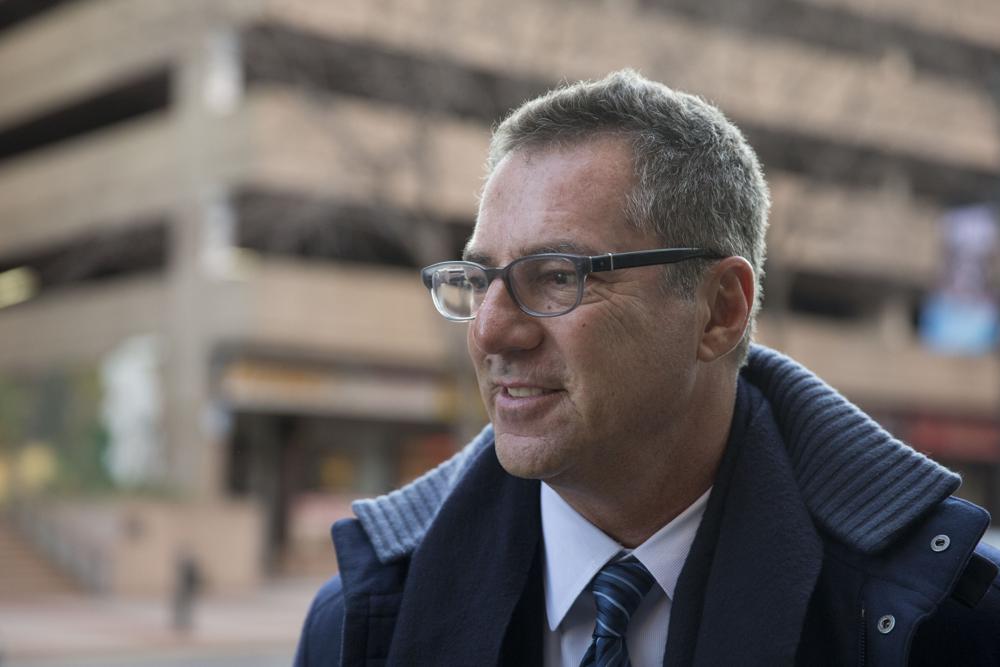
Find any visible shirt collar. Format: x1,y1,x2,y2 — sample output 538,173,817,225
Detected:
541,483,711,631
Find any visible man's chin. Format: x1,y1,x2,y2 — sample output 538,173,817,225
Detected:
492,431,568,480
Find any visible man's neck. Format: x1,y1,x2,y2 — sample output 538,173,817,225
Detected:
550,465,718,548
548,378,736,547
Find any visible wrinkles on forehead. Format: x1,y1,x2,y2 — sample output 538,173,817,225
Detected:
462,240,601,266
466,135,638,267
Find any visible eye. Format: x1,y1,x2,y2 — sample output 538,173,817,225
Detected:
545,270,573,286
511,257,578,292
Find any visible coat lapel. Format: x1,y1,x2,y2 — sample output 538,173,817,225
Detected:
333,518,410,667
386,442,542,666
689,380,824,666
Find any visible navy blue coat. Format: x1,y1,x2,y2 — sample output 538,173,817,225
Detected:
295,350,1000,666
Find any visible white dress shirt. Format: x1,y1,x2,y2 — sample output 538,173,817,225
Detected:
541,483,710,667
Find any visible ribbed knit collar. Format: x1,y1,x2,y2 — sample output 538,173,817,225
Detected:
352,344,960,563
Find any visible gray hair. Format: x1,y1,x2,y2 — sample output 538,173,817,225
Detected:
487,70,770,361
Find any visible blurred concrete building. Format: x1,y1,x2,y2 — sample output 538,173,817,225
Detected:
1,0,999,593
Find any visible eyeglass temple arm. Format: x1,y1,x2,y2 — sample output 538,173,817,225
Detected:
589,248,722,273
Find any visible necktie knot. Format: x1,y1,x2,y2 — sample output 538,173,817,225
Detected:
578,555,656,666
589,555,656,639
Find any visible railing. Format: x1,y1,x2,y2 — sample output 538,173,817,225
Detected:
10,500,113,594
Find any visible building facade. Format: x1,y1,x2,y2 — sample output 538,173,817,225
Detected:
0,0,998,590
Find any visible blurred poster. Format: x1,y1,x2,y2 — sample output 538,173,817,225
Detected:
920,205,999,355
100,335,165,487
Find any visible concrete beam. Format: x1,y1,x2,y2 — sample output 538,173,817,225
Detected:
767,174,942,285
0,0,262,126
0,277,167,371
799,0,1000,50
757,314,1000,414
268,0,1000,170
238,259,449,369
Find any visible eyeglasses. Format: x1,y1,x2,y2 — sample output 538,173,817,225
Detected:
421,248,723,321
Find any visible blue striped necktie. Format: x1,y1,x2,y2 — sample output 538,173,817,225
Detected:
579,555,656,667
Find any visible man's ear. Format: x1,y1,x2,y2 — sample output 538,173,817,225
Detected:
697,256,755,362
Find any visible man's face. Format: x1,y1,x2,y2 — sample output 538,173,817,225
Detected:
465,136,706,491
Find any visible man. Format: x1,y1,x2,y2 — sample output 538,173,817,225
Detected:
295,70,1000,666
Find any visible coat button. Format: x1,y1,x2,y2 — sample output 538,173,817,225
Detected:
877,614,895,634
930,535,950,552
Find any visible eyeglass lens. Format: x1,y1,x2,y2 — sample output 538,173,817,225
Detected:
431,267,484,319
429,256,582,319
509,256,580,315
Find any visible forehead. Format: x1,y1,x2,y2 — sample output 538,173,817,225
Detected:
466,136,648,263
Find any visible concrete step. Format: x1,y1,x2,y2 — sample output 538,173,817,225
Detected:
0,517,80,599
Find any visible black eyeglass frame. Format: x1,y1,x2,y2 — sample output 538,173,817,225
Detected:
421,247,725,321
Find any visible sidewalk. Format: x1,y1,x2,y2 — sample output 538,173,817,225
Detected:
0,576,324,665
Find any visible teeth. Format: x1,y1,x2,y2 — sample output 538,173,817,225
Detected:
507,387,547,398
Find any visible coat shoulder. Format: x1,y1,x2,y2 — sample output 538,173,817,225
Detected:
294,575,346,667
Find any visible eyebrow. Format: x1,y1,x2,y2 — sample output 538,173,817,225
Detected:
462,241,599,265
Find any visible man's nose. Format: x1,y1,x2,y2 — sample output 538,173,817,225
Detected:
469,279,543,355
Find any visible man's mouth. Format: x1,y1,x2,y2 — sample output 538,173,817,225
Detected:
505,386,552,398
492,383,563,421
